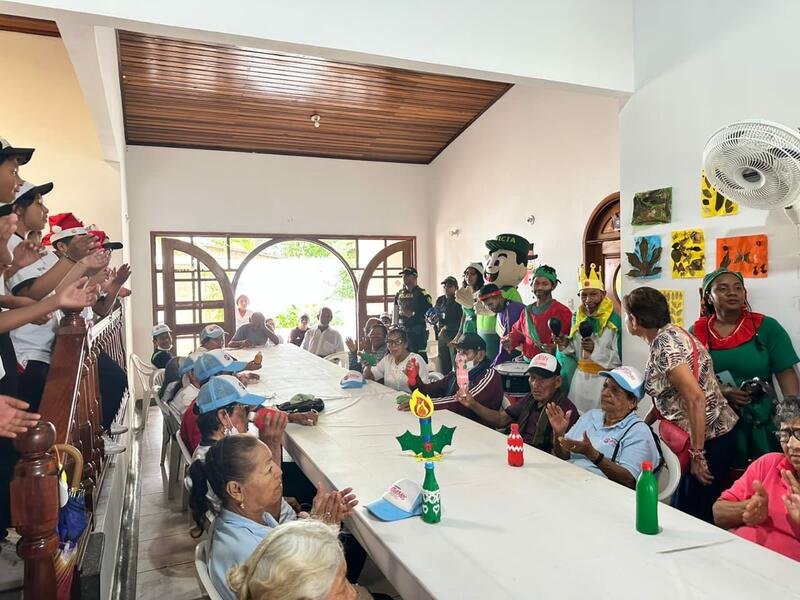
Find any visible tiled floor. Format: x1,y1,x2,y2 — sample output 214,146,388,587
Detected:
136,407,401,600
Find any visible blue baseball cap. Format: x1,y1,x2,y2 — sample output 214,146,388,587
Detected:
600,366,645,400
179,349,204,375
193,348,248,381
196,375,265,415
365,479,423,521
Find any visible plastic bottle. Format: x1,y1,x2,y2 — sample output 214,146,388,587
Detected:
254,351,263,366
421,461,441,524
507,423,524,467
636,460,659,535
406,357,418,387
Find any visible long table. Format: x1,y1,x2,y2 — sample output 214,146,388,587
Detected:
237,344,798,599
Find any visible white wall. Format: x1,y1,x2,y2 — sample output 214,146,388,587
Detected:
125,146,430,359
429,84,621,307
0,30,121,242
619,0,800,371
9,0,635,93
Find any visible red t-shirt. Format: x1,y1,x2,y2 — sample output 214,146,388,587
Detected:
179,398,201,454
508,300,573,359
719,452,800,561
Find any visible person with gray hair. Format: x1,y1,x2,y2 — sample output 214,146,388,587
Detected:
227,519,373,600
713,397,800,561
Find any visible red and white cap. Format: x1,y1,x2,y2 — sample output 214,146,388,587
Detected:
42,212,90,246
365,479,423,521
526,352,561,378
600,366,645,400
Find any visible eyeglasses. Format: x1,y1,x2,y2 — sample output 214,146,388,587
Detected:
386,338,404,347
775,428,800,443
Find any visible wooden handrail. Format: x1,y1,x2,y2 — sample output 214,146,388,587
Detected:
11,304,128,599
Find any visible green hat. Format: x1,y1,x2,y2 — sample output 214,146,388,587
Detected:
485,233,532,265
701,267,743,296
533,265,559,285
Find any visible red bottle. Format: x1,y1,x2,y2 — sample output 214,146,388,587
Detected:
406,357,418,387
507,423,524,467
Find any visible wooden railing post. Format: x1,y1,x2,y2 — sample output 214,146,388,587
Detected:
10,421,59,600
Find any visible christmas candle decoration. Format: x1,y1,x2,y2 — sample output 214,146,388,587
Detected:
396,390,456,461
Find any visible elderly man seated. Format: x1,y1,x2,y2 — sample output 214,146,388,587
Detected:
713,398,800,561
457,353,579,452
400,333,503,420
229,312,281,348
547,366,660,489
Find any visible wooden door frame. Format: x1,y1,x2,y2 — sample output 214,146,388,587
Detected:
356,240,413,334
160,238,237,336
583,192,621,310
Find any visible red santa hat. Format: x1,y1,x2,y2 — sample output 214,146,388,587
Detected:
42,213,90,246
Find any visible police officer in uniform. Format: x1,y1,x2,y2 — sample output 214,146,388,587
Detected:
393,267,432,363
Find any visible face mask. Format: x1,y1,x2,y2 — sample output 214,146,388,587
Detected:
222,414,238,437
464,360,475,370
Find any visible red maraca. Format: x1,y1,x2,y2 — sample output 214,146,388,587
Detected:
405,357,419,387
252,406,277,430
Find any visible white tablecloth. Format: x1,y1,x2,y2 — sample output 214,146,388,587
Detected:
235,344,799,600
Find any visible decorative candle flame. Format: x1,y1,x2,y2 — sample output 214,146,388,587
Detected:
410,389,434,419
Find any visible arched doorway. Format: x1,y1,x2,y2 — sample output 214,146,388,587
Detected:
583,192,621,313
234,239,358,341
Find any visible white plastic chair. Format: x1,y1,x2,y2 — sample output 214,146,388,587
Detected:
324,351,349,368
428,371,445,382
175,432,194,510
657,440,681,503
130,354,158,428
194,540,224,600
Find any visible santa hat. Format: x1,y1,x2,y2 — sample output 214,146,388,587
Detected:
42,213,89,246
88,229,123,250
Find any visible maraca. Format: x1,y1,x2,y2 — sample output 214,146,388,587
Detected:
455,353,469,394
578,320,595,358
547,317,562,338
251,406,277,430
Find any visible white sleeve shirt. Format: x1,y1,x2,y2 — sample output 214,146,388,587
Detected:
301,326,345,357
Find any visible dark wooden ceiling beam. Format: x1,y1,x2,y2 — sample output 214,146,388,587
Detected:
0,14,59,37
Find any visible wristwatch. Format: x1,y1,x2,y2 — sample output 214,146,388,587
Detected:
592,451,604,466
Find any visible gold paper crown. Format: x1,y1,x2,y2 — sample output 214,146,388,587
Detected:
578,263,604,291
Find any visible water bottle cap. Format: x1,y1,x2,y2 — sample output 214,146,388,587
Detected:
510,423,519,433
641,460,653,471
424,461,434,470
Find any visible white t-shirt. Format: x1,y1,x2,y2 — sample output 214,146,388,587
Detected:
6,236,59,366
301,326,345,357
371,352,430,393
235,309,253,331
170,383,199,422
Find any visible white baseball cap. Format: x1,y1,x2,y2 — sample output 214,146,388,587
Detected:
365,479,423,521
151,323,171,337
600,366,645,400
340,370,365,388
526,353,561,378
201,324,227,341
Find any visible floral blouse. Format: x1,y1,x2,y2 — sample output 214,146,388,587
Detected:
644,324,738,440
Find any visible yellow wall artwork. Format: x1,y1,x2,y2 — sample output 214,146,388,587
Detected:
671,229,706,279
659,289,685,327
701,170,738,217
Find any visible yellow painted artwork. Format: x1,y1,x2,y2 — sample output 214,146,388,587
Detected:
701,170,739,217
671,229,706,279
659,289,684,327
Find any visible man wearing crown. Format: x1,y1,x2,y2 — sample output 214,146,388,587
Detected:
555,264,622,414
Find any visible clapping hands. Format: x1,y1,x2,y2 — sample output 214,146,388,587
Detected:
310,482,358,525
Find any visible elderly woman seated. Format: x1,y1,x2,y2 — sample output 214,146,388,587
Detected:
194,430,357,599
547,366,660,489
363,326,429,392
228,519,389,600
713,398,800,561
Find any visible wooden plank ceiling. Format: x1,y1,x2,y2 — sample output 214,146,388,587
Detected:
118,31,512,164
0,14,59,37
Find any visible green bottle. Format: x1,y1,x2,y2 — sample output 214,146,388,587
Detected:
636,460,659,535
421,461,441,524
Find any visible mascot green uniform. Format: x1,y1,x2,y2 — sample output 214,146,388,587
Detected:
477,234,531,361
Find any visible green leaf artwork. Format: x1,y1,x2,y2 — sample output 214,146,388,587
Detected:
632,187,672,226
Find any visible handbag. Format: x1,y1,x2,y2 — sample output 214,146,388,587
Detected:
657,327,699,473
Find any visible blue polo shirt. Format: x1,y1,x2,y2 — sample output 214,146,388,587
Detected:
565,409,659,480
208,504,296,600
